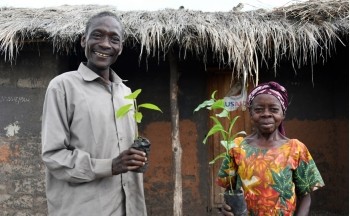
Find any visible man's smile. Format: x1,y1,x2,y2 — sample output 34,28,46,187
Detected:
94,51,111,57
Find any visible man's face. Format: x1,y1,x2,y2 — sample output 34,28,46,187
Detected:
81,16,123,73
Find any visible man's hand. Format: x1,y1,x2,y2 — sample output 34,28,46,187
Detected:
221,203,234,216
112,148,147,175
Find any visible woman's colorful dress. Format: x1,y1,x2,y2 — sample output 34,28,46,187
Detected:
217,137,325,216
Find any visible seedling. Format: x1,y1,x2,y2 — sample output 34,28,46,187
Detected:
116,88,162,173
194,90,246,193
116,89,162,138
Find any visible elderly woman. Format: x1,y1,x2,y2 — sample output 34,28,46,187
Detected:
219,81,325,216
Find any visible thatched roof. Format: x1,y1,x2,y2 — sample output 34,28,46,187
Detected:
0,0,348,83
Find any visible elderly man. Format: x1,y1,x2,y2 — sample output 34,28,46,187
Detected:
41,11,147,216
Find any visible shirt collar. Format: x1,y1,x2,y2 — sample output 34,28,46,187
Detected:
78,63,125,84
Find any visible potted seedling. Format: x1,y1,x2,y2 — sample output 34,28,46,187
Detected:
194,90,248,215
116,89,162,173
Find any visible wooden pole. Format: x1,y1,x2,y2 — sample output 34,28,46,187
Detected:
169,51,183,216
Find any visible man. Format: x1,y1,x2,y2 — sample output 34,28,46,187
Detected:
41,11,148,215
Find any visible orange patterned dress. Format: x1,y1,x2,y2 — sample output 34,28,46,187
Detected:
217,137,325,216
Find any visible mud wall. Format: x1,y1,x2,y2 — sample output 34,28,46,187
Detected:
0,42,348,215
116,52,210,215
0,43,69,215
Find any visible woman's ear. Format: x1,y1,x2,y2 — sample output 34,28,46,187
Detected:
282,111,286,119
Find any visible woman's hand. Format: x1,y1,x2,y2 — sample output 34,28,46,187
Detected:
221,203,234,216
295,193,311,216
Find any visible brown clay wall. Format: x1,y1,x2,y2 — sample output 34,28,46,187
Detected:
120,56,211,216
0,43,69,215
0,42,348,216
285,119,349,212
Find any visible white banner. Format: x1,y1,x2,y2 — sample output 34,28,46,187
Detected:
224,76,247,111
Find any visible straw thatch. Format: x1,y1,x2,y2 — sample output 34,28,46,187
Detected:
0,0,348,83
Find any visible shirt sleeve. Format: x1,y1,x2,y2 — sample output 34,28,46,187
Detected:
41,82,113,183
292,140,325,196
216,137,243,189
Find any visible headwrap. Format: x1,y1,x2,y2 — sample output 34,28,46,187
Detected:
247,81,288,135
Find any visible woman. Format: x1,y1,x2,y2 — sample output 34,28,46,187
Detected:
219,81,324,216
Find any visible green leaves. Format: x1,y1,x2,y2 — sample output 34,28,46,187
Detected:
209,152,227,164
116,104,133,118
115,89,162,124
138,103,162,112
134,111,143,123
211,99,225,110
193,90,225,112
193,98,214,112
203,116,226,144
194,90,246,179
135,103,162,123
194,90,246,146
124,89,141,99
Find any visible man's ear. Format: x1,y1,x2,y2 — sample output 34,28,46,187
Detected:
81,35,86,48
118,43,123,55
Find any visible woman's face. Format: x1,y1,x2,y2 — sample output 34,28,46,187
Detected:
249,94,285,135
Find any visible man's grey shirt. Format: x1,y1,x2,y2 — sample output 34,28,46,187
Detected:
41,63,147,216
